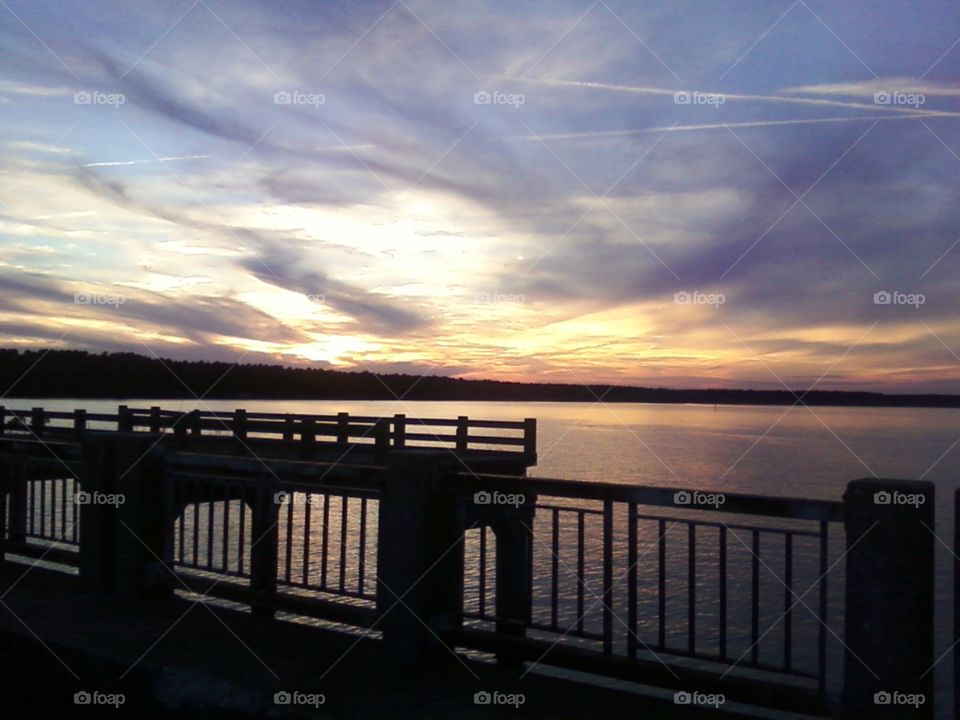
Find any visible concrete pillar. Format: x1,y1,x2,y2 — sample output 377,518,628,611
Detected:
377,451,461,665
78,434,119,592
1,444,28,562
249,479,279,616
114,437,171,600
78,434,172,598
843,478,934,719
492,505,535,666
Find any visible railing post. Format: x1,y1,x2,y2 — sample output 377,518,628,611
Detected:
4,445,28,557
300,418,316,457
491,499,536,666
377,451,461,665
78,434,171,598
149,406,161,434
114,437,171,600
249,477,279,616
117,405,132,432
73,408,86,440
233,409,247,442
78,434,118,592
283,415,295,442
0,406,5,436
523,418,537,463
393,413,406,448
456,416,468,452
31,407,45,437
842,478,934,719
189,409,201,438
174,413,188,449
374,419,389,464
336,412,349,447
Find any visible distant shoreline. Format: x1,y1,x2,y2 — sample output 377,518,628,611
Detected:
2,348,959,409
5,396,960,409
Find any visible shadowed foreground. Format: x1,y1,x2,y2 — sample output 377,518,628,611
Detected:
0,563,748,719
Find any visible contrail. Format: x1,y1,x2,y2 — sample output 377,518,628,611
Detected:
509,112,956,142
77,154,209,168
505,77,960,117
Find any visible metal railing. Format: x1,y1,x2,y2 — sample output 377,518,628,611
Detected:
452,473,846,715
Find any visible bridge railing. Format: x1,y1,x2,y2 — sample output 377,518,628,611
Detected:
0,405,537,464
0,438,937,719
450,473,845,715
161,452,384,626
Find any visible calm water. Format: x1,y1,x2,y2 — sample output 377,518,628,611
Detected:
13,399,959,716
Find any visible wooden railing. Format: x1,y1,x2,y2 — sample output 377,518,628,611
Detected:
0,405,537,465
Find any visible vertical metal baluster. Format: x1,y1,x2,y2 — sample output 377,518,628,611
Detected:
222,482,230,572
551,508,559,630
29,475,35,535
751,530,760,666
602,499,613,655
688,522,696,656
358,497,367,596
303,493,312,586
40,476,46,538
321,493,330,589
60,477,67,541
627,504,637,660
207,480,215,570
237,482,246,575
178,478,185,564
479,526,486,617
818,521,828,695
192,490,199,568
577,510,586,633
339,496,348,592
719,526,727,660
784,533,793,672
72,475,78,543
658,518,666,649
285,491,294,583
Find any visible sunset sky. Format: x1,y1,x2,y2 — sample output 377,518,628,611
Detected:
2,1,960,392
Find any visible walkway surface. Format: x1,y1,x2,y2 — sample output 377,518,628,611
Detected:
0,561,753,719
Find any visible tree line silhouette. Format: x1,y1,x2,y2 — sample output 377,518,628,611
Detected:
1,349,958,407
